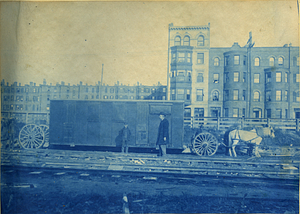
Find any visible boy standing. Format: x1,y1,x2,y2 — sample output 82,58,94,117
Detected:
119,122,131,153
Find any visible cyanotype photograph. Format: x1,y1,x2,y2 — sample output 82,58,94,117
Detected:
1,1,299,213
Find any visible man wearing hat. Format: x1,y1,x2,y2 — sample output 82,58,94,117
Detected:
119,122,131,153
156,112,169,157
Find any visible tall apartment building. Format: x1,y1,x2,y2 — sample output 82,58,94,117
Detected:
1,80,167,123
167,23,300,119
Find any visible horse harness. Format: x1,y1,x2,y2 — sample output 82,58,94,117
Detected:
232,129,261,144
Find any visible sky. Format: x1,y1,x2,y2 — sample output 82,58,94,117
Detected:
1,1,299,86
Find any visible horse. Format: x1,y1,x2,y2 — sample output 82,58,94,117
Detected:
228,126,275,157
1,118,18,150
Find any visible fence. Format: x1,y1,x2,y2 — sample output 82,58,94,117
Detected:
184,116,300,132
1,111,50,124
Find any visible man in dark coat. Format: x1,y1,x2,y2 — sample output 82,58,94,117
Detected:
119,122,131,153
156,112,169,157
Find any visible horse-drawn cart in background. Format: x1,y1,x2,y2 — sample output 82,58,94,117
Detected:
1,116,49,150
185,117,277,157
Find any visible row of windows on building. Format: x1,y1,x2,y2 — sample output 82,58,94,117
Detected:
2,86,166,94
171,88,300,102
171,52,204,64
224,55,247,66
171,51,299,67
222,55,299,67
172,70,299,84
3,95,40,102
2,104,41,111
174,35,205,46
253,56,300,67
2,87,40,93
224,90,300,102
3,94,167,103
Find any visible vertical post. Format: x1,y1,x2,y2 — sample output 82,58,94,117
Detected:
241,116,245,129
267,118,270,127
100,64,104,100
47,113,49,125
217,116,220,130
287,45,291,118
166,24,171,100
192,116,195,129
296,119,299,132
245,32,255,118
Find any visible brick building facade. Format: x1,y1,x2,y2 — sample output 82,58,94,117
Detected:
1,80,166,123
167,23,300,119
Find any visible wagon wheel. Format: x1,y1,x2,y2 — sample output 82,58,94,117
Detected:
19,124,45,149
193,132,219,156
39,125,49,148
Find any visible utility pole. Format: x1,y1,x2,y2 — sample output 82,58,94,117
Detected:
100,64,104,100
246,32,255,118
166,24,171,100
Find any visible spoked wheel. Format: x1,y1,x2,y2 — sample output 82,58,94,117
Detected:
193,132,219,156
39,125,49,147
19,124,45,149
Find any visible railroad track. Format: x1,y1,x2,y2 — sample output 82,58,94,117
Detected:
1,148,299,180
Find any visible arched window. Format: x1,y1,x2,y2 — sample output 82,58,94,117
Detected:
269,57,275,66
254,57,260,66
174,36,181,46
183,36,190,46
278,57,284,66
253,91,260,102
197,36,204,46
214,58,220,66
212,90,219,101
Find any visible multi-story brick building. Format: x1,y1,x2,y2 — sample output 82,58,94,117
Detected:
167,23,300,119
2,23,299,122
1,80,167,123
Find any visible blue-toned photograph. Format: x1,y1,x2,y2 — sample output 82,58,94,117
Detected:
1,1,299,213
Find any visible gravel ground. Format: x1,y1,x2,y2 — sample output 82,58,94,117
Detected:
2,190,298,214
1,166,298,214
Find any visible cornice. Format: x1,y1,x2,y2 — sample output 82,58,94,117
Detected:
170,27,209,31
